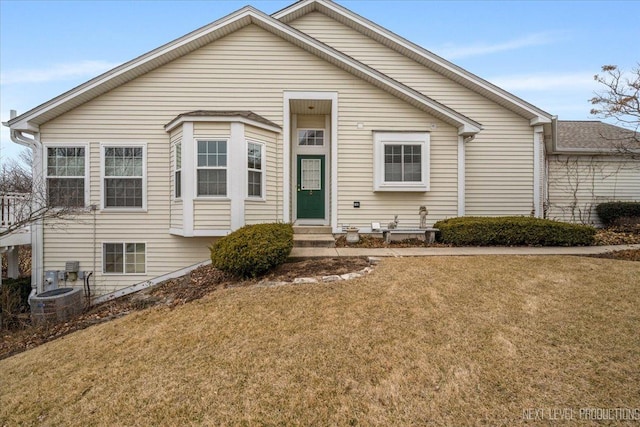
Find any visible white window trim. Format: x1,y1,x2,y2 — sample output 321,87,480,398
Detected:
100,142,147,211
373,131,430,192
174,141,182,200
195,138,229,199
102,241,147,275
43,143,90,208
246,139,266,201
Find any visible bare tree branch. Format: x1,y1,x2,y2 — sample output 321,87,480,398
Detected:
590,63,640,159
1,158,83,238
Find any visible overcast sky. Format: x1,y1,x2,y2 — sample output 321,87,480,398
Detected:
1,0,638,162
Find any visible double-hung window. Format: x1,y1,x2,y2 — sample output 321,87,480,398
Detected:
247,141,264,198
46,146,87,207
174,142,182,199
103,242,146,274
103,146,145,208
373,132,430,191
197,140,227,196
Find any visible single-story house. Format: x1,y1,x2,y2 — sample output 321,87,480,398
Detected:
3,0,639,297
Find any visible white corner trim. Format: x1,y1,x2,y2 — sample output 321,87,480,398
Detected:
457,136,465,217
330,108,338,231
230,122,246,230
182,122,195,236
533,126,543,218
283,98,291,223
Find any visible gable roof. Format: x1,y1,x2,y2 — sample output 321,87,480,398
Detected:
555,120,640,153
5,4,481,136
274,0,552,125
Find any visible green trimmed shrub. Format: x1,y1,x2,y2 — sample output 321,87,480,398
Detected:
210,223,294,278
434,216,596,246
596,202,640,227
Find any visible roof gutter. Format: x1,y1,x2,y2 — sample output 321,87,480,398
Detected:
4,110,40,148
3,110,44,298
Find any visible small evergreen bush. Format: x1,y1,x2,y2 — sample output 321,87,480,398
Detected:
210,223,294,278
595,202,640,227
434,216,596,246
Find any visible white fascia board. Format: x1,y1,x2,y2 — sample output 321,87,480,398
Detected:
530,117,552,126
3,119,39,133
272,0,315,20
6,7,257,129
458,124,483,136
165,115,281,134
275,0,551,123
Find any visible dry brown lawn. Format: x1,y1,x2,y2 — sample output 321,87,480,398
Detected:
1,256,639,426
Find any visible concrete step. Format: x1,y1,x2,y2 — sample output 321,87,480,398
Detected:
293,225,333,235
293,234,336,248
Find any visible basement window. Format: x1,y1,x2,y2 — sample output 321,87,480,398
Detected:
103,242,146,274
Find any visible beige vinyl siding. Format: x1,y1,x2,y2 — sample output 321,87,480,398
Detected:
245,125,281,224
547,155,640,225
194,122,230,138
193,200,231,229
337,116,457,229
297,114,325,129
38,23,456,294
290,12,536,216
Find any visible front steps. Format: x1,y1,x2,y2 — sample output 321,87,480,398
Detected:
293,226,336,248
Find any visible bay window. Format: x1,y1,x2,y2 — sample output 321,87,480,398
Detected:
197,140,227,196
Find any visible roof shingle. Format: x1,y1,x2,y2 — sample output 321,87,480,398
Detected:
557,121,639,152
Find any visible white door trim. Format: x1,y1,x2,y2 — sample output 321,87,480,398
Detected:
283,91,338,228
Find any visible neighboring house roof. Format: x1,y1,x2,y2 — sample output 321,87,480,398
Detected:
273,0,552,125
5,4,482,136
555,120,640,154
165,111,282,133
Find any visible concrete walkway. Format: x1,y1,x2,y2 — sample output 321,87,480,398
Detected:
290,244,640,258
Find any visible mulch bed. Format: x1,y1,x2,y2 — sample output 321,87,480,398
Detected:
588,249,640,262
334,235,451,248
1,257,369,360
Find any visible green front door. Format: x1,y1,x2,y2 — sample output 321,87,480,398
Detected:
297,155,325,219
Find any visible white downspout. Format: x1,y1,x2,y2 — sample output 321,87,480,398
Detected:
7,111,44,297
533,125,544,218
458,134,475,217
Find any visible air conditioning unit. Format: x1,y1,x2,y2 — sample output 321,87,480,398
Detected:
30,288,84,324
